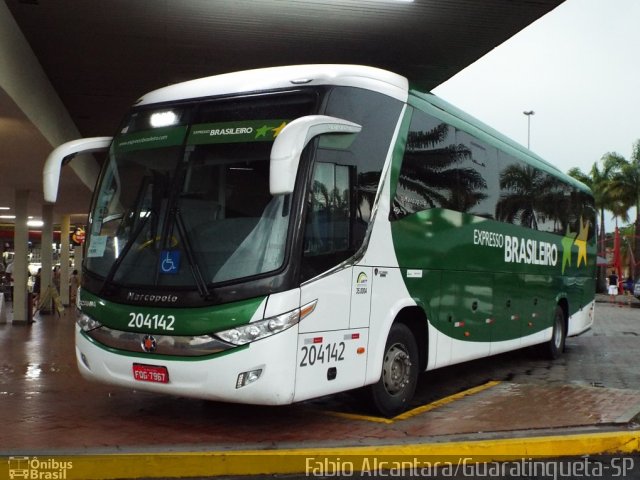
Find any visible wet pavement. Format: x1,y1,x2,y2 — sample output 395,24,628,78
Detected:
0,292,639,476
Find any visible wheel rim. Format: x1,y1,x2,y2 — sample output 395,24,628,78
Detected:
382,343,412,395
553,314,563,350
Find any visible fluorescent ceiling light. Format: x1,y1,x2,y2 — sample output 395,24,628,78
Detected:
0,207,9,210
0,215,16,219
27,220,44,227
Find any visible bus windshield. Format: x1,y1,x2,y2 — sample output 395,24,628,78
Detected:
85,92,317,289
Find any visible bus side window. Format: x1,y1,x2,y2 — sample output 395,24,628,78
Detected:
305,162,351,255
391,111,458,219
302,162,354,279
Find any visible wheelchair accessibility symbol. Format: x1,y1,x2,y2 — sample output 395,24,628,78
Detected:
160,250,181,275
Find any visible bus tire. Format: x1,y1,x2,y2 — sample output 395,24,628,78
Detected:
369,322,419,418
541,305,566,360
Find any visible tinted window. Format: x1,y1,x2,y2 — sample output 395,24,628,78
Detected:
301,87,402,280
567,189,596,241
393,108,595,240
304,162,352,256
87,92,318,288
323,87,403,227
454,130,496,219
497,153,540,229
495,152,596,238
392,109,488,220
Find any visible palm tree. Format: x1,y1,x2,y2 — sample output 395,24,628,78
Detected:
400,143,470,211
568,157,619,291
395,123,487,218
496,164,563,230
604,141,640,277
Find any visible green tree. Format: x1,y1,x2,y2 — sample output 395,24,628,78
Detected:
397,123,487,216
568,156,619,291
496,164,563,230
604,141,640,277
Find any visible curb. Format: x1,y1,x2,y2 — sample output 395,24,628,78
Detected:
3,430,639,479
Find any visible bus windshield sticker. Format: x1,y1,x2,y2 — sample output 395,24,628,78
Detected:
87,235,108,258
355,272,368,294
113,126,188,153
159,250,181,275
188,120,289,145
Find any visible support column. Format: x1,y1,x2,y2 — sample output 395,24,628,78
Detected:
60,215,71,306
40,204,54,313
12,189,30,324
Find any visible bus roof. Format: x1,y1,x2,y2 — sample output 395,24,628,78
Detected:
136,64,409,106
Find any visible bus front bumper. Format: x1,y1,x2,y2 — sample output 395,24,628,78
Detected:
75,324,298,405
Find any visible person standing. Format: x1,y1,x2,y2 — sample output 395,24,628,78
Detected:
52,265,61,292
32,268,41,311
5,259,13,302
69,269,80,305
608,270,619,303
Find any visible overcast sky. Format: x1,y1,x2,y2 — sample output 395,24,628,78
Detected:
432,0,640,231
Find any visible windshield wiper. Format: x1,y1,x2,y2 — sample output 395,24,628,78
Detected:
170,209,210,298
99,211,152,295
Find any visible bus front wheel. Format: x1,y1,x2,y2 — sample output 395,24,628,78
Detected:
369,323,419,418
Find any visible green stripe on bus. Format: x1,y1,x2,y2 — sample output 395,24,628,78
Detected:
79,290,265,336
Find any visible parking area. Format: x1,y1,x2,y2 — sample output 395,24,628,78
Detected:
1,295,639,478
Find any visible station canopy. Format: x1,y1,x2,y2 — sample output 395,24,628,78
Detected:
0,0,563,222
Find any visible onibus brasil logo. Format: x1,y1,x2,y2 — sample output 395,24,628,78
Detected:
473,218,590,274
8,456,73,479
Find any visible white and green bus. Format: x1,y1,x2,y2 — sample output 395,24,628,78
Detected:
44,65,596,416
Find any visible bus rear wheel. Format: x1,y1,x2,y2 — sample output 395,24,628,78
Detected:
541,305,566,359
369,323,418,418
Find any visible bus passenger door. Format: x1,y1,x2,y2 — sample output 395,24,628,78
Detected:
296,266,369,402
350,266,372,328
299,267,352,333
294,160,369,401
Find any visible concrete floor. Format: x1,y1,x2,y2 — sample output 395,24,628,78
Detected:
1,297,639,457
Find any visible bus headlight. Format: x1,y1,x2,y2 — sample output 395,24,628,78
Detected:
76,312,102,332
215,300,317,346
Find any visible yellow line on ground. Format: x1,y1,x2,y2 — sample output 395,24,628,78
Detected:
2,430,638,479
325,411,395,424
325,380,501,424
394,380,501,421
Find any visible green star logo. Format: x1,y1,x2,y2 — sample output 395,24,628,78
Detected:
561,226,577,274
255,125,271,139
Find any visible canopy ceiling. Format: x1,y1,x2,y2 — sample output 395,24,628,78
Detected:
0,0,563,225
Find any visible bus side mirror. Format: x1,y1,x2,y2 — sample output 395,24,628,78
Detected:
269,115,361,195
43,136,112,203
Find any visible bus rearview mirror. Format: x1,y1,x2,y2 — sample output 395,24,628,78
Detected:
269,115,361,195
43,136,112,203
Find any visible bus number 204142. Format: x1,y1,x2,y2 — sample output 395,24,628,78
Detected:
300,342,345,367
128,312,175,331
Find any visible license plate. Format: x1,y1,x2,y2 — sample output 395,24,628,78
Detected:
132,363,169,384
